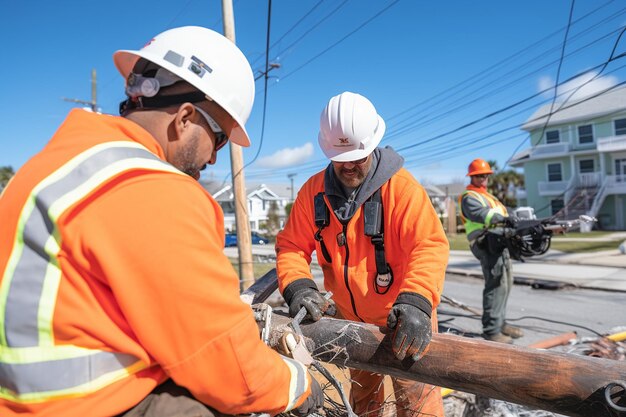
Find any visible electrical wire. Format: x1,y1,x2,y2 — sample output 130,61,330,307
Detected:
533,0,580,169
250,0,328,68
280,0,400,81
226,0,274,185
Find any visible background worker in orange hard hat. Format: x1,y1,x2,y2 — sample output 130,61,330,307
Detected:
458,159,524,344
276,91,449,417
0,26,322,417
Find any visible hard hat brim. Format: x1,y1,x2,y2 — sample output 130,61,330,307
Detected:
114,49,251,147
322,115,386,162
467,168,494,176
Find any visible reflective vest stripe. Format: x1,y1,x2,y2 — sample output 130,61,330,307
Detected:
460,190,506,237
281,356,309,412
0,142,182,402
0,350,142,400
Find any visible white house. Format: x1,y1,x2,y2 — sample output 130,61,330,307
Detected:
200,181,291,233
509,85,626,230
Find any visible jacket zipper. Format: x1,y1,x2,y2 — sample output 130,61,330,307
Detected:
341,223,364,322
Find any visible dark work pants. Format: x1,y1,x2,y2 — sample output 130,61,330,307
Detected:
470,243,513,335
118,380,228,417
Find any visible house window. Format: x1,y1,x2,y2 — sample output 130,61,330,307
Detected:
615,118,626,135
577,125,593,144
545,130,560,144
551,199,564,216
547,163,562,182
579,159,594,173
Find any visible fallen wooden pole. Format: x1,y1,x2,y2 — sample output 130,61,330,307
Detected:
267,313,626,417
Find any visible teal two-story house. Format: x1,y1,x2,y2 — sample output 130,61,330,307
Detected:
510,85,626,230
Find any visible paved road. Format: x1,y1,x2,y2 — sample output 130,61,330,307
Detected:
440,273,625,347
225,244,626,292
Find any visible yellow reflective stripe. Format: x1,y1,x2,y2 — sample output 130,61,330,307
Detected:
281,356,309,412
35,157,181,344
0,141,180,401
1,344,124,363
464,190,487,207
0,141,152,346
37,263,61,346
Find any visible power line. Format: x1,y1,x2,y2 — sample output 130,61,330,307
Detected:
385,0,623,126
222,0,274,187
249,0,327,68
280,0,400,81
385,4,626,144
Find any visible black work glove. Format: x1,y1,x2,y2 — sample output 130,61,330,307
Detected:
504,216,519,229
386,301,432,361
283,279,336,321
292,374,324,416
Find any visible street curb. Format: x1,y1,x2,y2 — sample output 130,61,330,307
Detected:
445,267,626,293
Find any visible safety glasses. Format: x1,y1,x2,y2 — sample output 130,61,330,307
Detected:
194,105,229,151
343,156,369,165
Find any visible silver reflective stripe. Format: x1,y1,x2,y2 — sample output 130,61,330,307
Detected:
0,351,138,394
0,141,182,400
5,145,165,347
281,356,308,411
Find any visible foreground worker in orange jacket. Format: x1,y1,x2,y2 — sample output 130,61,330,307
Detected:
0,26,322,417
276,91,449,417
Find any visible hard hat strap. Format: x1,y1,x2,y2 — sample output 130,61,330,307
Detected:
119,91,206,116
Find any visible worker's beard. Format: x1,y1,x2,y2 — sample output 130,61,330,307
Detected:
172,132,204,181
333,159,372,188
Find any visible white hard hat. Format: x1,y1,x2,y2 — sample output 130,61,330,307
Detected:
318,92,386,162
113,26,254,147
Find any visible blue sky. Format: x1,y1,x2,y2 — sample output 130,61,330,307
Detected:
2,0,625,189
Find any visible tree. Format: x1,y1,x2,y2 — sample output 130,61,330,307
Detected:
0,166,14,189
486,160,524,208
285,202,294,218
264,201,281,237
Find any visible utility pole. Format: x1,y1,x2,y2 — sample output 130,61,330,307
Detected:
254,62,281,81
287,173,297,202
222,0,254,290
62,69,98,112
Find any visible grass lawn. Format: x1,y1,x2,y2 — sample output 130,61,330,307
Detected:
446,231,623,253
228,258,275,279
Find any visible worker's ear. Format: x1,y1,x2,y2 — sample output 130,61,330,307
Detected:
170,103,195,142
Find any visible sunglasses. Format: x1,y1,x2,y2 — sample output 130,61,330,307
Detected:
194,105,229,151
339,156,369,165
473,174,490,179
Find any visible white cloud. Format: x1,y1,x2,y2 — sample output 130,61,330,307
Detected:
256,143,314,168
539,71,618,102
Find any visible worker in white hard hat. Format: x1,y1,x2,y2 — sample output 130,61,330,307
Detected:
0,26,322,417
276,91,449,417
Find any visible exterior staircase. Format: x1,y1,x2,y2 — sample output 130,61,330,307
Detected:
565,187,598,219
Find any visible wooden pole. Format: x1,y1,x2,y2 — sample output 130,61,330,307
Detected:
221,0,254,289
267,314,626,417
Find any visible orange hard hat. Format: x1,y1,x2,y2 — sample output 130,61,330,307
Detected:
467,159,493,176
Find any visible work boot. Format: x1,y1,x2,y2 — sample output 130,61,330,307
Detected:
482,333,513,344
501,323,524,339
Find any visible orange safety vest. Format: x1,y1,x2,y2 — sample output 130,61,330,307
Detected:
0,109,310,416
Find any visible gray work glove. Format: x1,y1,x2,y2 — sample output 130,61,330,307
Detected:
289,287,336,321
386,302,432,361
283,279,336,322
292,374,324,416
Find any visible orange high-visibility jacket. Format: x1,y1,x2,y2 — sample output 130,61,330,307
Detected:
0,109,311,416
276,168,448,325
